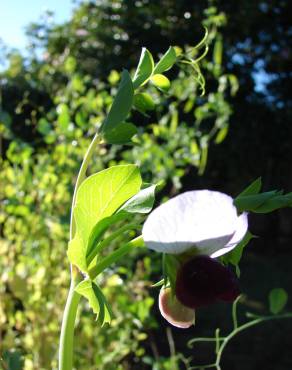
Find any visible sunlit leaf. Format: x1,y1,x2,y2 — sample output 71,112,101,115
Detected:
101,70,134,134
215,125,228,144
198,136,208,175
132,48,154,89
269,288,288,314
174,46,183,57
118,184,157,214
86,212,131,264
75,280,113,325
228,74,239,96
57,103,70,130
37,118,51,135
153,46,176,74
64,56,77,74
150,74,171,92
108,70,120,85
67,165,142,272
88,236,145,279
213,34,223,66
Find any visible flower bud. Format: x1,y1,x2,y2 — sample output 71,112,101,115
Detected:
159,287,195,328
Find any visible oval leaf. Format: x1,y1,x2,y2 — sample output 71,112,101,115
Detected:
132,48,154,89
151,74,171,92
67,165,142,272
153,46,176,74
118,184,157,214
269,288,288,314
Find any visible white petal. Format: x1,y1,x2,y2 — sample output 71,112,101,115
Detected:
211,212,248,258
142,190,241,255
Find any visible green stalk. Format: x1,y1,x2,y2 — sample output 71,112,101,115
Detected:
59,133,101,370
58,276,81,370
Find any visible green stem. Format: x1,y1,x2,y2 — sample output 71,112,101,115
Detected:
188,337,224,348
59,132,101,370
232,295,241,330
58,277,81,370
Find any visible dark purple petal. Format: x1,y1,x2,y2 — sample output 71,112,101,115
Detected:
175,255,240,309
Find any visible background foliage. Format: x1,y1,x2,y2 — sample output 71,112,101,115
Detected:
1,0,292,369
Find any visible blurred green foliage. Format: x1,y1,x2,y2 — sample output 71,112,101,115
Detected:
2,0,291,369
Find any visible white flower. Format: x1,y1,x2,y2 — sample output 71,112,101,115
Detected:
142,190,248,257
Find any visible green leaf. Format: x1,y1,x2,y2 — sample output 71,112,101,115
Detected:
198,136,208,175
153,46,177,74
236,178,262,198
67,165,142,272
57,103,70,130
234,190,278,213
234,179,292,213
269,288,288,314
133,93,155,112
118,184,157,214
89,236,145,279
150,74,171,92
215,125,228,144
75,280,113,325
101,70,134,134
254,192,292,213
87,222,140,267
234,188,292,213
103,122,137,144
221,232,253,276
37,118,52,135
86,212,131,264
213,34,223,66
132,48,154,89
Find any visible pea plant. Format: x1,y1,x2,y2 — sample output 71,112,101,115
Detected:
58,32,292,370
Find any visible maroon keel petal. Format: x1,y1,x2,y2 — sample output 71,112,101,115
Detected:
175,255,240,309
